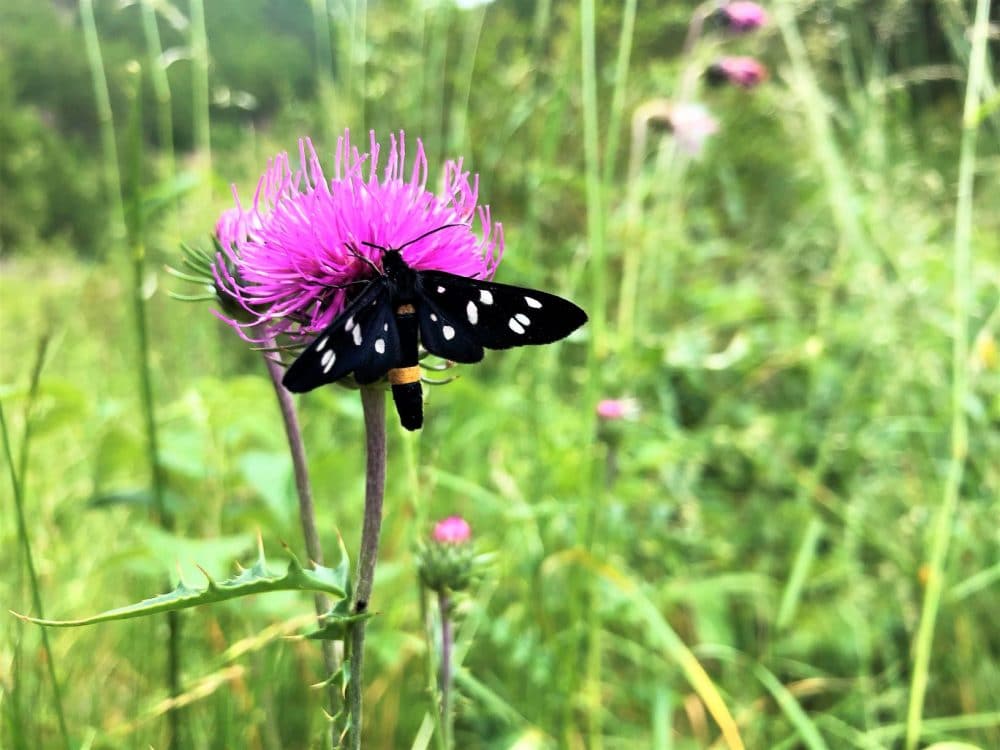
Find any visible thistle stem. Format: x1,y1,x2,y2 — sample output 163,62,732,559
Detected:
438,591,455,750
259,342,338,742
347,386,388,750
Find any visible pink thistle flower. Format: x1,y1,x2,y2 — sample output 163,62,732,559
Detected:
213,130,504,342
433,516,472,544
718,2,768,32
596,398,641,421
707,57,769,89
668,103,719,156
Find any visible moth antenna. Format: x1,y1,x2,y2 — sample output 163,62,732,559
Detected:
345,243,382,274
396,223,469,251
361,223,469,256
322,278,372,291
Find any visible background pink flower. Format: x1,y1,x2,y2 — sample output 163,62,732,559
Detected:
707,57,769,88
596,398,641,421
668,103,720,156
719,2,768,32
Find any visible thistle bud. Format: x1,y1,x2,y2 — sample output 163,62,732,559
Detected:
418,516,478,593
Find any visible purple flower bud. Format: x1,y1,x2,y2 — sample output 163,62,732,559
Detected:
433,516,472,544
706,57,769,89
596,398,641,421
718,2,768,32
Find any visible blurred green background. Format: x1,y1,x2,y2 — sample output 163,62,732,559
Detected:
1,0,998,748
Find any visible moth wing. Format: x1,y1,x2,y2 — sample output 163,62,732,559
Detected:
417,270,587,351
416,291,485,364
282,278,399,392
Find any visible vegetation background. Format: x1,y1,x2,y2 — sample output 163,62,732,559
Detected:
1,0,998,748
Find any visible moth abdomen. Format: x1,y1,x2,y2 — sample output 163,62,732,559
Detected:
389,369,423,431
389,304,423,430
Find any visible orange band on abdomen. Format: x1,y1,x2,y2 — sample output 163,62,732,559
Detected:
388,365,421,385
396,304,416,315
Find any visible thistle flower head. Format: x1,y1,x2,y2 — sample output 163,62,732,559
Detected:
213,130,504,342
717,2,768,32
707,57,769,89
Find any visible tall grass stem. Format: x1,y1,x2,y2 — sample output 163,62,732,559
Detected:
579,0,606,358
79,0,124,229
123,64,185,748
578,3,609,743
347,386,388,750
602,0,637,185
189,0,211,193
449,6,487,155
139,0,175,205
776,2,880,307
1,348,72,750
905,1,991,746
345,0,368,128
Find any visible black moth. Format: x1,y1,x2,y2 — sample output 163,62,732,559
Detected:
282,226,588,430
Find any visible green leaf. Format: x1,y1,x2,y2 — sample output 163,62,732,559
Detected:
16,539,347,627
141,170,200,220
139,525,256,582
305,598,372,641
238,450,295,524
86,487,154,509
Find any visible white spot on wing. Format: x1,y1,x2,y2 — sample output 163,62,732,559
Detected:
375,338,386,354
509,318,526,335
480,290,494,305
316,336,329,352
352,325,363,346
321,350,336,373
525,296,542,309
383,323,388,332
466,301,479,325
515,313,530,326
345,316,355,331
443,325,456,340
430,313,438,322
437,285,446,294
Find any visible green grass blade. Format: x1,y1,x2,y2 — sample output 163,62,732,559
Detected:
1,352,72,750
752,663,830,750
905,2,993,748
776,517,825,629
559,548,745,750
189,0,211,190
579,0,606,357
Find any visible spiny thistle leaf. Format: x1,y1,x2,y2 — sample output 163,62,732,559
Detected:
303,532,365,641
305,598,372,641
14,542,347,628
